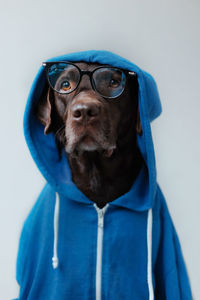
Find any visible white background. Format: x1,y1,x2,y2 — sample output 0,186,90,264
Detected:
0,0,199,299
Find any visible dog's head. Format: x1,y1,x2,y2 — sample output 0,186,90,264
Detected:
35,62,142,158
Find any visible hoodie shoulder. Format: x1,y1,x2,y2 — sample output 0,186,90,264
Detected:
16,183,56,286
24,183,56,225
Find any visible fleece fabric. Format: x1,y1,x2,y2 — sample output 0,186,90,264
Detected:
15,50,193,300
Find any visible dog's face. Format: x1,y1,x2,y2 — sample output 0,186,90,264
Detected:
35,62,141,158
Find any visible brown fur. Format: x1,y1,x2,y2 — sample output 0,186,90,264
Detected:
35,62,143,208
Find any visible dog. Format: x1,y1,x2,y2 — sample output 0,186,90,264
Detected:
15,51,192,299
35,62,143,208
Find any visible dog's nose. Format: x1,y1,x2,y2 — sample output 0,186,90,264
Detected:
72,102,101,122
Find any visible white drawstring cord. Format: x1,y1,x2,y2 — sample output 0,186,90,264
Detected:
52,192,60,269
147,208,154,300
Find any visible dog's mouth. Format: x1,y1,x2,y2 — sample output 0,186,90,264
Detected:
64,114,118,159
65,131,116,159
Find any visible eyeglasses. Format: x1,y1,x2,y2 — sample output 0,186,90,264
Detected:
42,61,136,99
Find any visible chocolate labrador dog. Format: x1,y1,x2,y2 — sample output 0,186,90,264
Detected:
35,62,143,208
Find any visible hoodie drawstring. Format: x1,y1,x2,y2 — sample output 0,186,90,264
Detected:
147,208,154,300
52,192,60,269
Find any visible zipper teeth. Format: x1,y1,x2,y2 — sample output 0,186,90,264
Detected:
94,204,109,300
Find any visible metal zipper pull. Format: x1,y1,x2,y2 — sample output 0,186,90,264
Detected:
98,210,104,228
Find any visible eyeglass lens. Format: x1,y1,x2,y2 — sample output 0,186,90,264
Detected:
47,63,126,98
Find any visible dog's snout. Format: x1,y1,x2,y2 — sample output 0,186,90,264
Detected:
72,102,101,121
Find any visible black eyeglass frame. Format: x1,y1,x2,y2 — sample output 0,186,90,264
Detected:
42,61,137,99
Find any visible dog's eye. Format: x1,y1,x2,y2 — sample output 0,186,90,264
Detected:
60,81,71,91
109,79,120,88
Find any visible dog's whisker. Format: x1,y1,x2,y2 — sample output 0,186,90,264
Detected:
55,125,65,139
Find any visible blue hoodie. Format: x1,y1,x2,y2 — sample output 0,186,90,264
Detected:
15,50,193,300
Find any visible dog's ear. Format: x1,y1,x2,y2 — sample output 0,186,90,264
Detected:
129,75,143,136
136,106,143,136
35,86,54,135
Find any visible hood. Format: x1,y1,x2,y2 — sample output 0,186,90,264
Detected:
23,50,162,212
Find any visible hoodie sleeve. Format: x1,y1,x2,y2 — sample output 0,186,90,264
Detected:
154,187,193,300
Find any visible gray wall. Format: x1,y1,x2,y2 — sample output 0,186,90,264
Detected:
0,0,199,298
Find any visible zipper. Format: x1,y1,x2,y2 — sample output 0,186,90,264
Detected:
94,203,109,300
